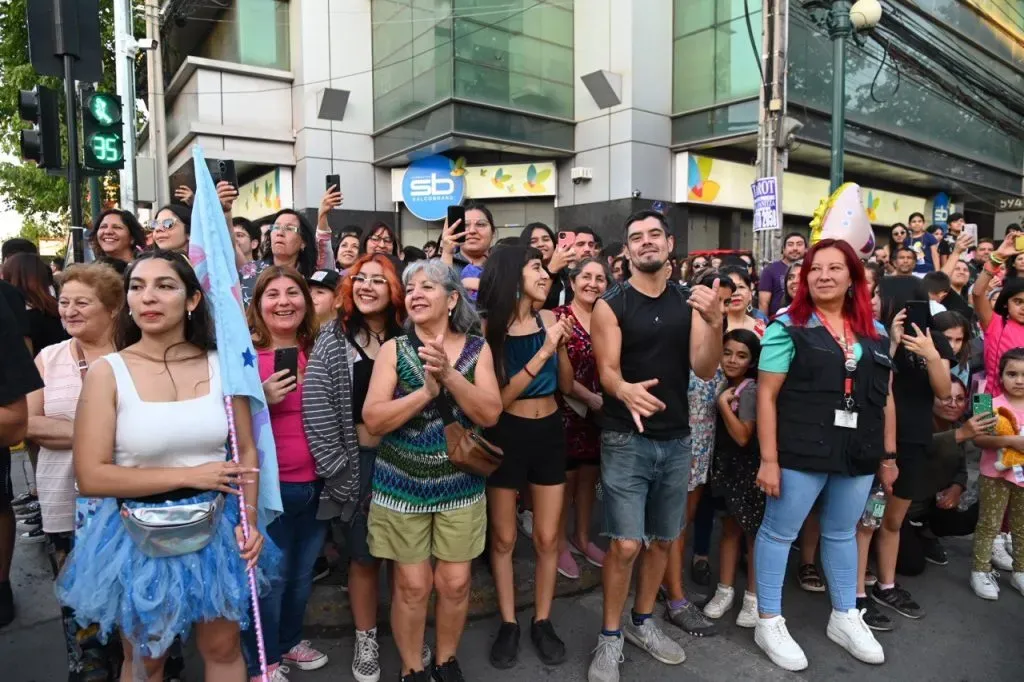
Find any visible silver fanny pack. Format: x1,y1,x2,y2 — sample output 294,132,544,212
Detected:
120,494,225,558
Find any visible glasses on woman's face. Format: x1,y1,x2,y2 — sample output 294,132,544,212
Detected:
692,260,708,269
270,224,300,234
939,395,967,406
369,234,394,245
351,274,388,286
148,218,179,232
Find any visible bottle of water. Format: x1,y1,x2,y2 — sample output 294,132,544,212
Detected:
861,484,887,529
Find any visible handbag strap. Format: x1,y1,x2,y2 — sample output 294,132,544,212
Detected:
406,333,459,426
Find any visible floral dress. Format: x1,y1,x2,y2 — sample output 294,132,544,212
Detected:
555,305,600,465
688,368,726,491
709,380,765,536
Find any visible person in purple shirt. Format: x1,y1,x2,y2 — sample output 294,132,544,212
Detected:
758,232,807,317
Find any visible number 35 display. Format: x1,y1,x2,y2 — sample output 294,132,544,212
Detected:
83,92,124,170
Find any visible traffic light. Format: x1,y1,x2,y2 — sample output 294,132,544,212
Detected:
82,92,124,170
18,86,61,169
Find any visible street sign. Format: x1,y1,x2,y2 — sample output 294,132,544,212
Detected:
752,177,780,232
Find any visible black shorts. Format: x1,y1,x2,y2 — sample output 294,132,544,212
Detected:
486,411,566,488
893,442,931,502
0,448,11,513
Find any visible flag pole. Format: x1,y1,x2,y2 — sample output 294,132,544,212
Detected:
224,395,270,682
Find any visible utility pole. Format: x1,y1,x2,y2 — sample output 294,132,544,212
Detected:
144,0,168,207
827,0,852,192
114,0,138,212
753,0,789,270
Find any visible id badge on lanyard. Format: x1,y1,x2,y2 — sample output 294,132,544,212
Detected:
818,313,859,429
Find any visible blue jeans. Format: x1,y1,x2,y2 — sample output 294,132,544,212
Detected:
754,468,873,615
243,480,327,674
600,431,692,542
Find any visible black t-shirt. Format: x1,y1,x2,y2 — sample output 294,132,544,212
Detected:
937,234,957,258
26,308,69,357
0,281,44,457
600,281,692,439
892,331,956,446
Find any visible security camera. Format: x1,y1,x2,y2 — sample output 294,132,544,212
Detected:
573,177,584,185
632,189,642,199
775,116,804,149
138,38,158,50
850,0,882,30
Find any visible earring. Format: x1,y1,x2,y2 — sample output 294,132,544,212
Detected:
187,310,192,321
128,310,133,319
448,308,454,318
846,287,854,299
746,302,753,313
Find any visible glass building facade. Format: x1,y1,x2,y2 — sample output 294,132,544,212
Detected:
371,0,574,163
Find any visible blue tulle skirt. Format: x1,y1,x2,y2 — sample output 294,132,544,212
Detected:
56,492,275,659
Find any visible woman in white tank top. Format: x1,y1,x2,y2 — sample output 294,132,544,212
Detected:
57,251,265,680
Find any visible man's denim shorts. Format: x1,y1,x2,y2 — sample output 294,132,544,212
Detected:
600,430,692,543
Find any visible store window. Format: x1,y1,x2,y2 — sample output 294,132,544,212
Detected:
672,0,763,114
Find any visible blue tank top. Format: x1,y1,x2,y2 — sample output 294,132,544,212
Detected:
505,315,557,398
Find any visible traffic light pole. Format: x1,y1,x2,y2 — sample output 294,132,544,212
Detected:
63,54,83,228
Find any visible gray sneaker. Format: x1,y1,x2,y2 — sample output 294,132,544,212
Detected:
623,618,686,665
666,601,718,637
587,633,624,682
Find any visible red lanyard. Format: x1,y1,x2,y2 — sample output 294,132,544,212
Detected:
816,311,857,400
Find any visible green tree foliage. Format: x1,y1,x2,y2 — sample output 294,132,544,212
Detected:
17,213,66,242
0,0,142,226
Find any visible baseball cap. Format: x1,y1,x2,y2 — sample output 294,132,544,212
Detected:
307,269,340,291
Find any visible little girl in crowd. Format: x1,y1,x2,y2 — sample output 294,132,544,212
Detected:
703,329,765,626
971,347,1024,599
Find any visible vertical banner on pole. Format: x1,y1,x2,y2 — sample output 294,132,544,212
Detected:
752,177,780,233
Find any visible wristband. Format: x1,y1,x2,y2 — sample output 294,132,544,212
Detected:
881,452,897,461
523,365,537,379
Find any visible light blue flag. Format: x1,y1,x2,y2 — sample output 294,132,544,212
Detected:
187,145,282,525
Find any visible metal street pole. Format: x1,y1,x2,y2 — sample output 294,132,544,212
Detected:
114,0,138,212
145,0,168,207
828,0,852,192
753,0,788,270
53,0,83,227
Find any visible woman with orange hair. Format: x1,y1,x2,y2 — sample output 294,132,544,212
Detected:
301,254,417,682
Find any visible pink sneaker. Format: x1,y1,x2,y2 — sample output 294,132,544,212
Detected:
557,548,580,579
282,640,328,670
570,540,606,568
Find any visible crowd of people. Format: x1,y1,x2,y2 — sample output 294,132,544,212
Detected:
0,182,1021,682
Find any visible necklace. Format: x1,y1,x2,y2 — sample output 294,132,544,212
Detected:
365,326,386,346
123,347,204,364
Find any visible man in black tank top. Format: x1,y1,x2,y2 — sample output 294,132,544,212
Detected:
587,211,723,681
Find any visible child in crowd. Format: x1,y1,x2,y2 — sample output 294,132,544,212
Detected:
970,347,1024,599
703,329,764,627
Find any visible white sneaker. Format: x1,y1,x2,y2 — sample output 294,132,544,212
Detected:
352,628,381,682
754,615,808,671
735,591,758,628
518,509,534,538
992,534,1013,571
702,584,735,619
826,609,884,665
1011,572,1024,597
970,571,1000,601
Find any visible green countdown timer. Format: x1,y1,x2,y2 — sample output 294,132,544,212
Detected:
88,132,124,164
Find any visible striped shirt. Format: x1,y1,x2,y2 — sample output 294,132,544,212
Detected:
302,320,361,521
372,334,486,514
35,339,80,533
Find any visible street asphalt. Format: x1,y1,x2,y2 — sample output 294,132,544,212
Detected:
2,450,1021,681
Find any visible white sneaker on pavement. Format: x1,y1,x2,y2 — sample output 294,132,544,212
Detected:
735,591,758,629
1010,572,1024,597
826,609,884,664
970,571,1000,600
518,509,534,538
587,632,623,682
992,534,1013,571
352,629,381,682
754,615,808,672
702,584,734,619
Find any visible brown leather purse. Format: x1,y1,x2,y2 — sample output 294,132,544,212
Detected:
434,389,504,477
408,333,504,476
